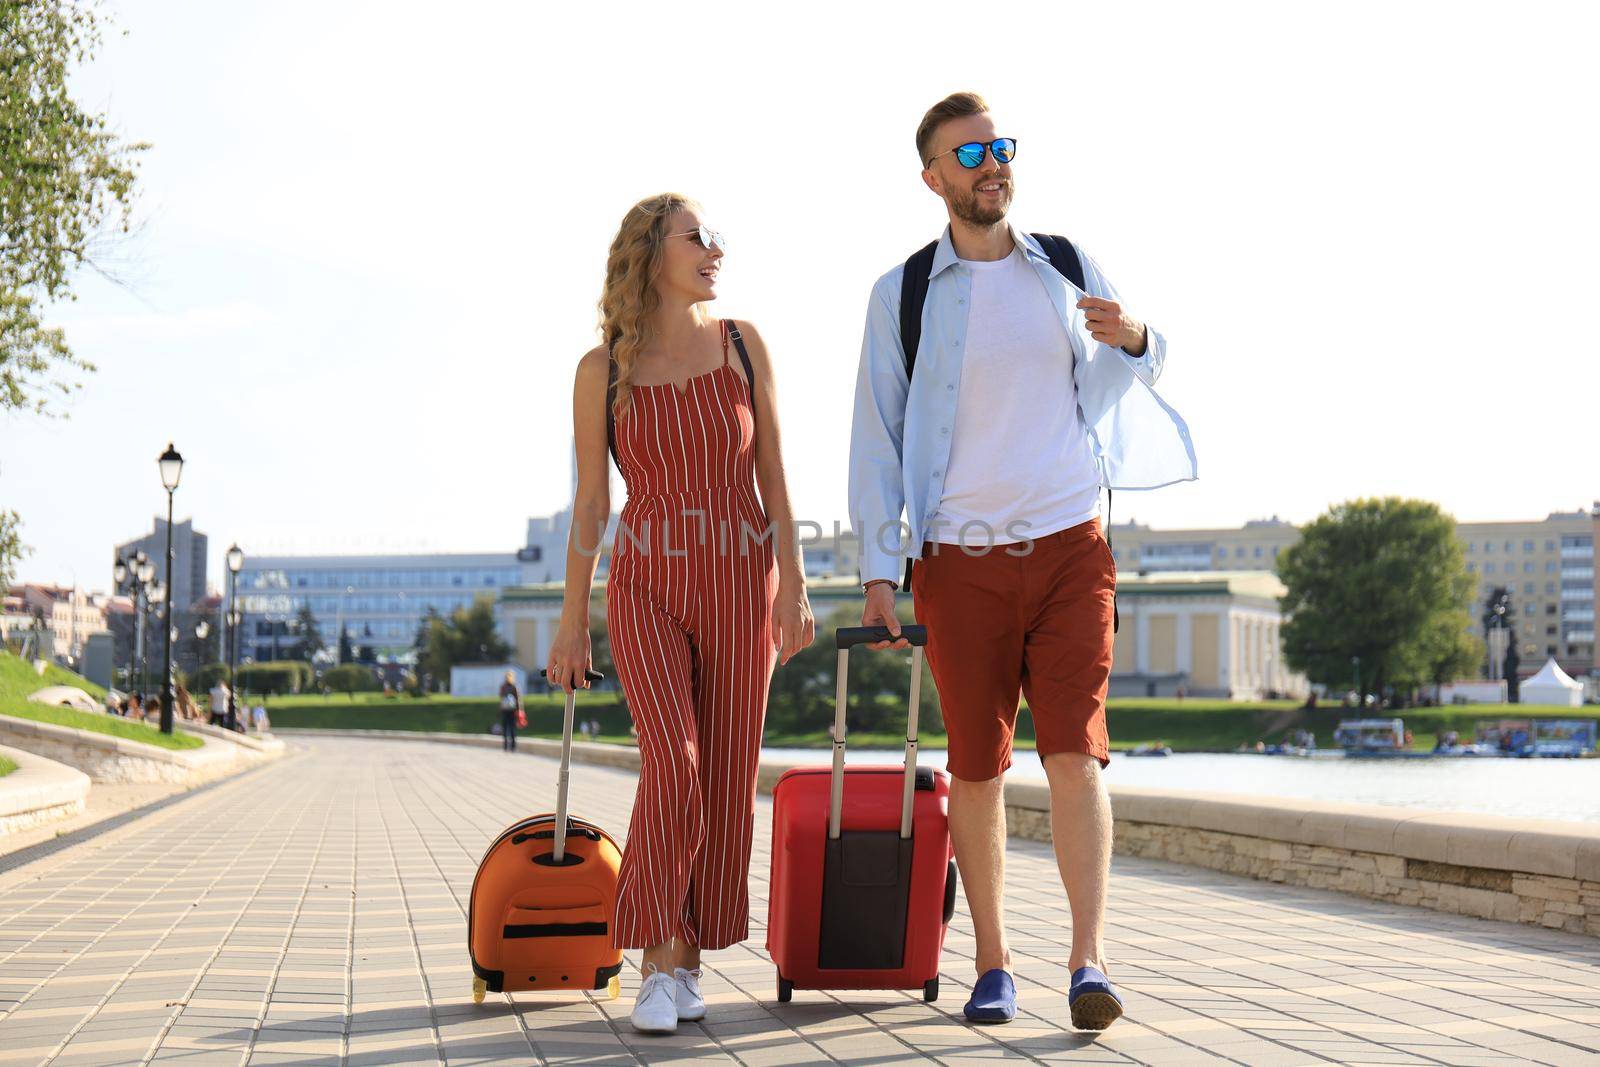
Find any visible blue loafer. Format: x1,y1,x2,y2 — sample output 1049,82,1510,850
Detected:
963,968,1017,1024
1069,966,1123,1030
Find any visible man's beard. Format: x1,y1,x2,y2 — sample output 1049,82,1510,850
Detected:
949,179,1011,227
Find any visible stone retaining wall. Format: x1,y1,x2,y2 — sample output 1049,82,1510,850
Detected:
0,714,271,785
1005,781,1600,938
0,744,90,835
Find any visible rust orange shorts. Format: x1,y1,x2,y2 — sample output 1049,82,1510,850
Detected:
911,517,1116,781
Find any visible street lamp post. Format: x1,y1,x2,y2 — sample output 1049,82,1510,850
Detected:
157,443,184,735
226,545,243,730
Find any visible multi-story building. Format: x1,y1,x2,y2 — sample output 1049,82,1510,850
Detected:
1104,506,1599,681
234,552,531,662
113,517,208,617
8,584,110,669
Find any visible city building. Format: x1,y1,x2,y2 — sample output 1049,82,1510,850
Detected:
1111,571,1308,700
234,552,531,662
1105,506,1600,680
7,583,109,669
113,517,209,617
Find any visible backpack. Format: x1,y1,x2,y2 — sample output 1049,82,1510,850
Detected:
895,233,1118,631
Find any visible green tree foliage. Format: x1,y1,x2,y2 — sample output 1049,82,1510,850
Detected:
286,605,324,662
2,2,145,415
1278,498,1475,703
237,660,313,696
0,509,25,594
423,597,511,680
190,662,230,694
763,604,941,735
336,626,353,665
322,663,378,697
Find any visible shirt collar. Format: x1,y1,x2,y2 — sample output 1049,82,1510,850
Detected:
928,223,1048,278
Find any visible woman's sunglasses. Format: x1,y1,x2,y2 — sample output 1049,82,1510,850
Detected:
665,224,726,252
926,137,1018,169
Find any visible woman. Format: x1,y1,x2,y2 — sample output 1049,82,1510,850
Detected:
546,194,813,1035
498,670,521,752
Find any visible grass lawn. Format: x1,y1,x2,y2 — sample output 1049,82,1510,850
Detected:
0,701,204,751
257,681,1596,756
0,755,16,778
0,651,107,703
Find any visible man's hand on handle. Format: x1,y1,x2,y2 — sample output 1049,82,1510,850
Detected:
861,580,910,651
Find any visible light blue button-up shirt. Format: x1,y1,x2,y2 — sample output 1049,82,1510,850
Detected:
848,225,1198,587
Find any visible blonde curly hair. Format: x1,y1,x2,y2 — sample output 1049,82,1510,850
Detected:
598,192,701,419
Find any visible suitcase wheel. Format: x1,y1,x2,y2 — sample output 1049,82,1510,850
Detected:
923,977,939,1002
472,977,487,1005
777,974,793,1003
607,975,621,1000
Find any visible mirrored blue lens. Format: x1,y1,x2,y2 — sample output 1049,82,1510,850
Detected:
992,138,1017,163
955,143,986,168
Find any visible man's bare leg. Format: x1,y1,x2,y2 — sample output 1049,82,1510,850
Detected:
948,773,1010,974
1042,751,1112,972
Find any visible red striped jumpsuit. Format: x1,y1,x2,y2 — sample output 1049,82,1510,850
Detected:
606,321,777,950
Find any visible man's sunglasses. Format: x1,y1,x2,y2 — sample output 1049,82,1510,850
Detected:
926,137,1018,169
665,224,726,252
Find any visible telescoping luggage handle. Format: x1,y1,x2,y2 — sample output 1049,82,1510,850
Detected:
829,625,929,842
537,668,604,862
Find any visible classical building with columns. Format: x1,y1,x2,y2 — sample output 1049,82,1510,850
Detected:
1110,571,1307,700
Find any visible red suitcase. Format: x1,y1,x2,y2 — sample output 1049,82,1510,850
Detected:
767,624,957,1002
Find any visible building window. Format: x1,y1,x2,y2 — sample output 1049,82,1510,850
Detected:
1524,582,1534,594
1467,563,1476,573
1484,542,1493,553
1547,604,1558,615
1253,546,1262,558
1547,562,1558,573
1547,582,1557,594
1548,645,1558,655
1547,625,1558,635
1235,547,1245,558
1523,540,1534,553
1505,540,1513,551
1524,562,1535,573
1524,604,1535,616
1484,563,1495,574
1465,542,1474,553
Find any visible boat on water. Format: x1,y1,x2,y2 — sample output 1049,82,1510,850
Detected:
1527,719,1598,758
1334,718,1435,759
1125,743,1173,757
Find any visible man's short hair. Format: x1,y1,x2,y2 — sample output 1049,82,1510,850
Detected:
915,91,989,167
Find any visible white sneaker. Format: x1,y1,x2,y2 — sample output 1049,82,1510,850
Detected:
630,964,678,1035
674,967,706,1022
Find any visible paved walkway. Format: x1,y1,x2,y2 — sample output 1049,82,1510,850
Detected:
1,738,1598,1066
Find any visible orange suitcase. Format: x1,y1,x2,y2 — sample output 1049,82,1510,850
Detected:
468,668,625,1002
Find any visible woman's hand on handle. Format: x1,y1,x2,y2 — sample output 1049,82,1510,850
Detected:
774,582,815,666
545,622,593,694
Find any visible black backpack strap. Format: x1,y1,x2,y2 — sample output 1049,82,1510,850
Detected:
724,320,756,416
604,342,619,469
1031,233,1086,291
899,241,938,378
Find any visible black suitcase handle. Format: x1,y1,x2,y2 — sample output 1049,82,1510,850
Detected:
537,668,604,683
835,625,927,649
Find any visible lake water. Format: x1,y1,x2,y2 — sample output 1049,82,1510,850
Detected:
760,747,1600,824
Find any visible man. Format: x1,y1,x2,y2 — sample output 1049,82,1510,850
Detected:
848,92,1196,1030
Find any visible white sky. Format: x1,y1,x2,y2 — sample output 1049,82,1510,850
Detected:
4,0,1597,594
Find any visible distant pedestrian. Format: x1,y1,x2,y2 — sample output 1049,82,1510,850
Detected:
252,702,268,733
209,681,230,726
498,670,522,752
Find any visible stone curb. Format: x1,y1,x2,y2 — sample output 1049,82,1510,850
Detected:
0,713,279,785
0,743,90,830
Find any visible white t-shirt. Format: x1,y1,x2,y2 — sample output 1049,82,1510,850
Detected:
928,248,1101,548
209,684,228,713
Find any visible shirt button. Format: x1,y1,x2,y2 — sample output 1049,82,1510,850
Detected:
957,298,965,304
940,427,949,435
947,384,955,391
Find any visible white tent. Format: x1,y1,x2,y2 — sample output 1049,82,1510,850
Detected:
1519,657,1584,708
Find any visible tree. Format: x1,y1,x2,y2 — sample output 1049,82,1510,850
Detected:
1413,609,1483,703
323,664,378,698
337,626,353,665
1278,498,1474,705
2,3,146,416
423,597,510,682
286,604,324,662
412,606,440,690
0,509,25,595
